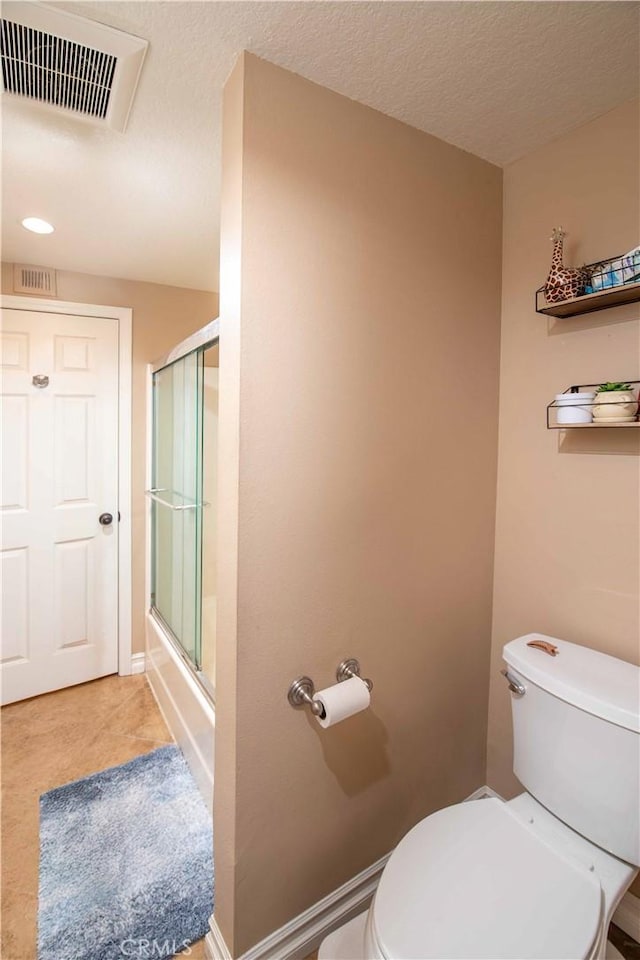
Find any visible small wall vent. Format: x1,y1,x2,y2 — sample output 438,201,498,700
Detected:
0,3,148,132
13,263,57,297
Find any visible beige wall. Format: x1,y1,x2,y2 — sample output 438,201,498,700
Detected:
487,100,640,813
215,53,503,954
1,263,218,656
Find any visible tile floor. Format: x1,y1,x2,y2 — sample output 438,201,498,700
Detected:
1,673,206,960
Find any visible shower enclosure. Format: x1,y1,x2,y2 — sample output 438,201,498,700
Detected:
145,320,218,806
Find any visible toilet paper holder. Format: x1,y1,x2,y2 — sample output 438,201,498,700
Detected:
287,658,373,716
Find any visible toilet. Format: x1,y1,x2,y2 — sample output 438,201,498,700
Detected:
319,633,639,960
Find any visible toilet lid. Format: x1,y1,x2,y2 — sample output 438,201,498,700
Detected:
371,798,602,960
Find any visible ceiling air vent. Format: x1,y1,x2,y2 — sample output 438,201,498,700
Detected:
0,3,148,132
13,263,57,296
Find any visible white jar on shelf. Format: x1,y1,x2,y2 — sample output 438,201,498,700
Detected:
554,392,595,424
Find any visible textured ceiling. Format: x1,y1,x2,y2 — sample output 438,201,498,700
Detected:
2,1,638,291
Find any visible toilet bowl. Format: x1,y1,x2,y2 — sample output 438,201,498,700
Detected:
319,634,639,960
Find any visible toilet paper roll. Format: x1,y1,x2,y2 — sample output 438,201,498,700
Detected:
313,676,370,729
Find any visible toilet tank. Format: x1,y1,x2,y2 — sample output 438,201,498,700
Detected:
503,634,640,865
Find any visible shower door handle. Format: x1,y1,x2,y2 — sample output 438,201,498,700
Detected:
144,490,209,510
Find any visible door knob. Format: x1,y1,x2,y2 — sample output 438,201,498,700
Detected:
99,513,113,526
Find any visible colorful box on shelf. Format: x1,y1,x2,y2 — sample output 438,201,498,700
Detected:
586,246,640,293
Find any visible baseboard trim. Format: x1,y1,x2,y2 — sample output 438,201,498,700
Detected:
130,652,146,675
613,890,640,942
204,784,505,960
206,853,390,960
205,873,640,960
205,917,233,960
465,784,504,801
204,782,635,960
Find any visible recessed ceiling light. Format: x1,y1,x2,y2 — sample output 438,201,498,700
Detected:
21,217,55,235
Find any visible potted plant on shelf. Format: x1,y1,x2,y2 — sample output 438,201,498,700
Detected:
592,383,638,423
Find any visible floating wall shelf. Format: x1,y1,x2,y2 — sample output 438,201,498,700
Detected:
536,251,640,318
548,421,640,430
536,280,640,318
547,381,640,430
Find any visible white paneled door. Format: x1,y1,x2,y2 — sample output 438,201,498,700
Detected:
1,309,119,704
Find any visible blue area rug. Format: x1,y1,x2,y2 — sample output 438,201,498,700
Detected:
38,745,213,960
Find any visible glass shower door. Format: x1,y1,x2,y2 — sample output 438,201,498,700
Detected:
150,349,204,668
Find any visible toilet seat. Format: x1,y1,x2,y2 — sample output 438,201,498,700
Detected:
369,798,602,959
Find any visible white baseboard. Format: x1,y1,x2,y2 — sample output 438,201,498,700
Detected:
205,916,233,960
613,890,640,942
204,781,636,960
117,652,145,677
130,652,146,675
206,853,390,960
464,784,504,801
205,873,640,960
204,783,504,960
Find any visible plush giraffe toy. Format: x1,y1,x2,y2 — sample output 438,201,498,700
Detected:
544,227,589,303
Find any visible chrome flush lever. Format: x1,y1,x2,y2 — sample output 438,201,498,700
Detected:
501,669,525,697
